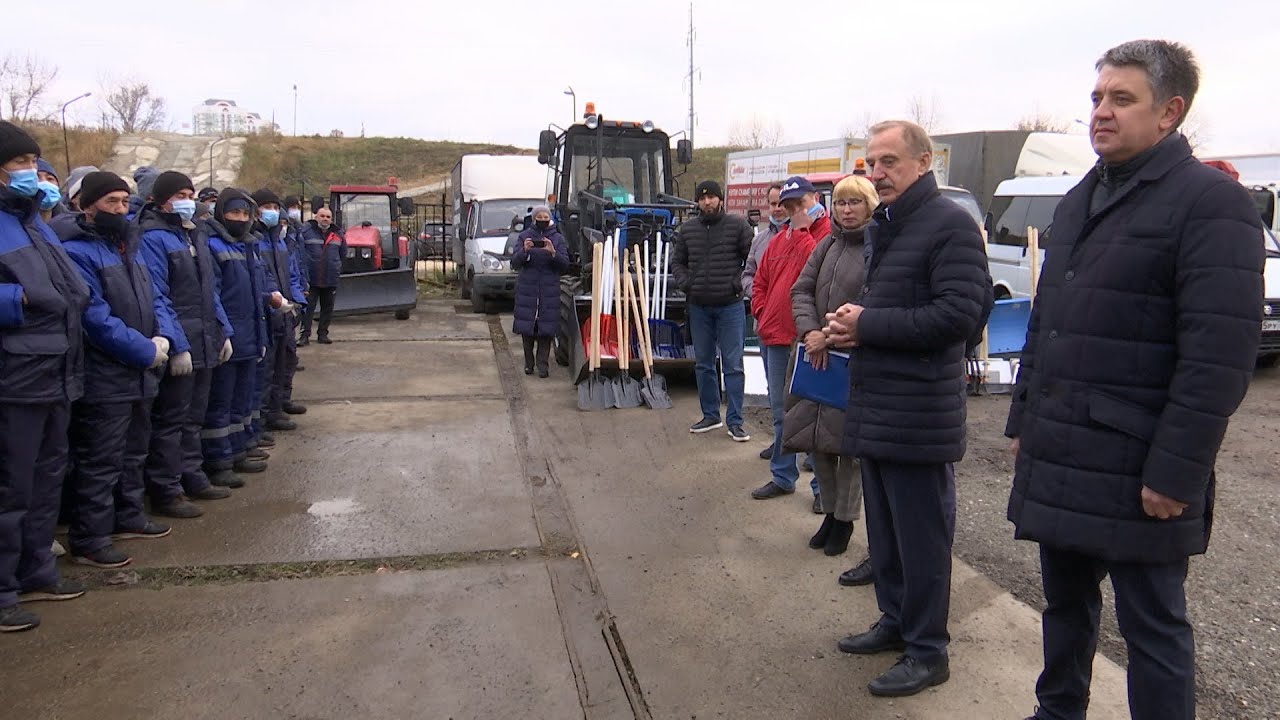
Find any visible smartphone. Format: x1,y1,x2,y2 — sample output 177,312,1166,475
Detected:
533,239,547,247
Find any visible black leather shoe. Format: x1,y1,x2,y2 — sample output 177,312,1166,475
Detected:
266,416,297,432
837,621,906,655
283,401,307,415
751,481,794,499
524,365,534,375
812,494,823,514
838,557,874,587
824,520,854,556
317,336,333,344
867,654,950,697
758,445,773,460
809,514,834,549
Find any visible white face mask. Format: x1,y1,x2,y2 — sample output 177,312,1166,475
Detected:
287,208,301,222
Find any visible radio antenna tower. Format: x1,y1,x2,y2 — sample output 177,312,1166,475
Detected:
686,3,697,146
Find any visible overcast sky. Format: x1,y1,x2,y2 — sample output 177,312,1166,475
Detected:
6,0,1277,156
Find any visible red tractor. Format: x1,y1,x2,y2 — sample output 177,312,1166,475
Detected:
328,182,418,320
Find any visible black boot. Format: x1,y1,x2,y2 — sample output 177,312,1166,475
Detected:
824,519,854,556
522,335,535,374
536,337,551,377
809,514,834,549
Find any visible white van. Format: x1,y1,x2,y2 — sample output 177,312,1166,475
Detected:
983,175,1080,299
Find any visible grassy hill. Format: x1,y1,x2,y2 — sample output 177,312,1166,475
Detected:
17,121,119,177
679,144,739,194
238,135,531,198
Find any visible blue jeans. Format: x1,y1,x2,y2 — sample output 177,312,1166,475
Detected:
761,347,819,494
764,344,803,491
688,301,745,427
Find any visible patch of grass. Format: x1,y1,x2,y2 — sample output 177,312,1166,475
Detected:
238,134,533,198
18,120,119,176
417,268,457,299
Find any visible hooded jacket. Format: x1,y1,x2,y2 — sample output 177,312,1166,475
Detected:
672,209,753,306
137,203,233,369
752,208,831,346
52,211,179,402
510,222,569,337
284,217,310,291
198,189,269,362
302,219,346,288
0,185,90,404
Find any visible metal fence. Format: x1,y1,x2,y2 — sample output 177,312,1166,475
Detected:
402,192,455,279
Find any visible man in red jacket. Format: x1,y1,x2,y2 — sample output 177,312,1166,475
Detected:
750,176,830,500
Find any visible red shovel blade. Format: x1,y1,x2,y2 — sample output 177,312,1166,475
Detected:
581,316,619,359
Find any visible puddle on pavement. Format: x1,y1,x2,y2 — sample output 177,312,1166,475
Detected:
307,498,360,517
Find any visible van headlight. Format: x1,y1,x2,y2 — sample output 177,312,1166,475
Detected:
481,252,507,272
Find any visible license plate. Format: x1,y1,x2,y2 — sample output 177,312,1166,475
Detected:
1264,319,1280,332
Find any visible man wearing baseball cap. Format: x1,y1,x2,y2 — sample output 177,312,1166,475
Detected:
672,179,754,441
0,121,92,631
750,176,829,504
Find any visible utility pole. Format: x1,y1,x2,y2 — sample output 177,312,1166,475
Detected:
293,84,298,136
686,3,696,146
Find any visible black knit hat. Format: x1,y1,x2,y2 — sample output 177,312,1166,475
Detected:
695,180,722,201
78,171,131,209
197,187,219,202
283,195,300,209
251,188,282,208
0,121,41,166
150,171,194,205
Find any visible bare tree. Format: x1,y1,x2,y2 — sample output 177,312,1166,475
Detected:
1,54,59,122
1016,113,1072,133
101,80,167,133
727,114,785,149
905,93,942,134
1181,107,1211,153
842,110,879,141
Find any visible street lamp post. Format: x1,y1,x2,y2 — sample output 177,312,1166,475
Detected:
60,92,92,176
564,86,576,122
209,136,229,189
293,84,298,136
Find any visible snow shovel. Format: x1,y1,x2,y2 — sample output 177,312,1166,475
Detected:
633,246,672,409
611,238,642,408
578,241,613,411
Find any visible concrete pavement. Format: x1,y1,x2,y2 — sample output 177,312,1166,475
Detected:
0,300,1133,719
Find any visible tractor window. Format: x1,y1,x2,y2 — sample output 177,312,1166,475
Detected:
337,193,393,238
566,134,665,205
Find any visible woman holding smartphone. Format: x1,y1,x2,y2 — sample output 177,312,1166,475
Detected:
510,206,568,377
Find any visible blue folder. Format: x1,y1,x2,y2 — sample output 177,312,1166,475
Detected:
788,347,851,411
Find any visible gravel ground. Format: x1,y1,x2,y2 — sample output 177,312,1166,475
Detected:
956,367,1280,720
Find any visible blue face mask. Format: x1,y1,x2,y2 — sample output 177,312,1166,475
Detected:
806,202,824,219
170,198,196,221
37,181,61,210
260,209,280,227
6,168,39,198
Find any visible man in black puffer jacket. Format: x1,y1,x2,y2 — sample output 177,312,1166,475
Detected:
672,180,753,439
1007,41,1263,720
823,120,992,698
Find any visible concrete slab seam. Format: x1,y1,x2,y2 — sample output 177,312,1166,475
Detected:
487,316,652,719
62,548,546,591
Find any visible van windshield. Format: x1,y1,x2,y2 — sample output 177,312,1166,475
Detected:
988,195,1061,247
477,199,541,237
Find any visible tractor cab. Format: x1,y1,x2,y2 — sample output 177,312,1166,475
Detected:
328,184,418,320
536,103,698,377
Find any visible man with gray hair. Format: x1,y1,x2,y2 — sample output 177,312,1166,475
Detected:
1006,40,1263,720
823,119,991,697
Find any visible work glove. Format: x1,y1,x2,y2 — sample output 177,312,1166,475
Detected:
168,351,193,377
279,298,296,314
218,339,233,364
149,336,171,369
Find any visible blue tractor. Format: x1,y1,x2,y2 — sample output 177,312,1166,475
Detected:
537,104,697,381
